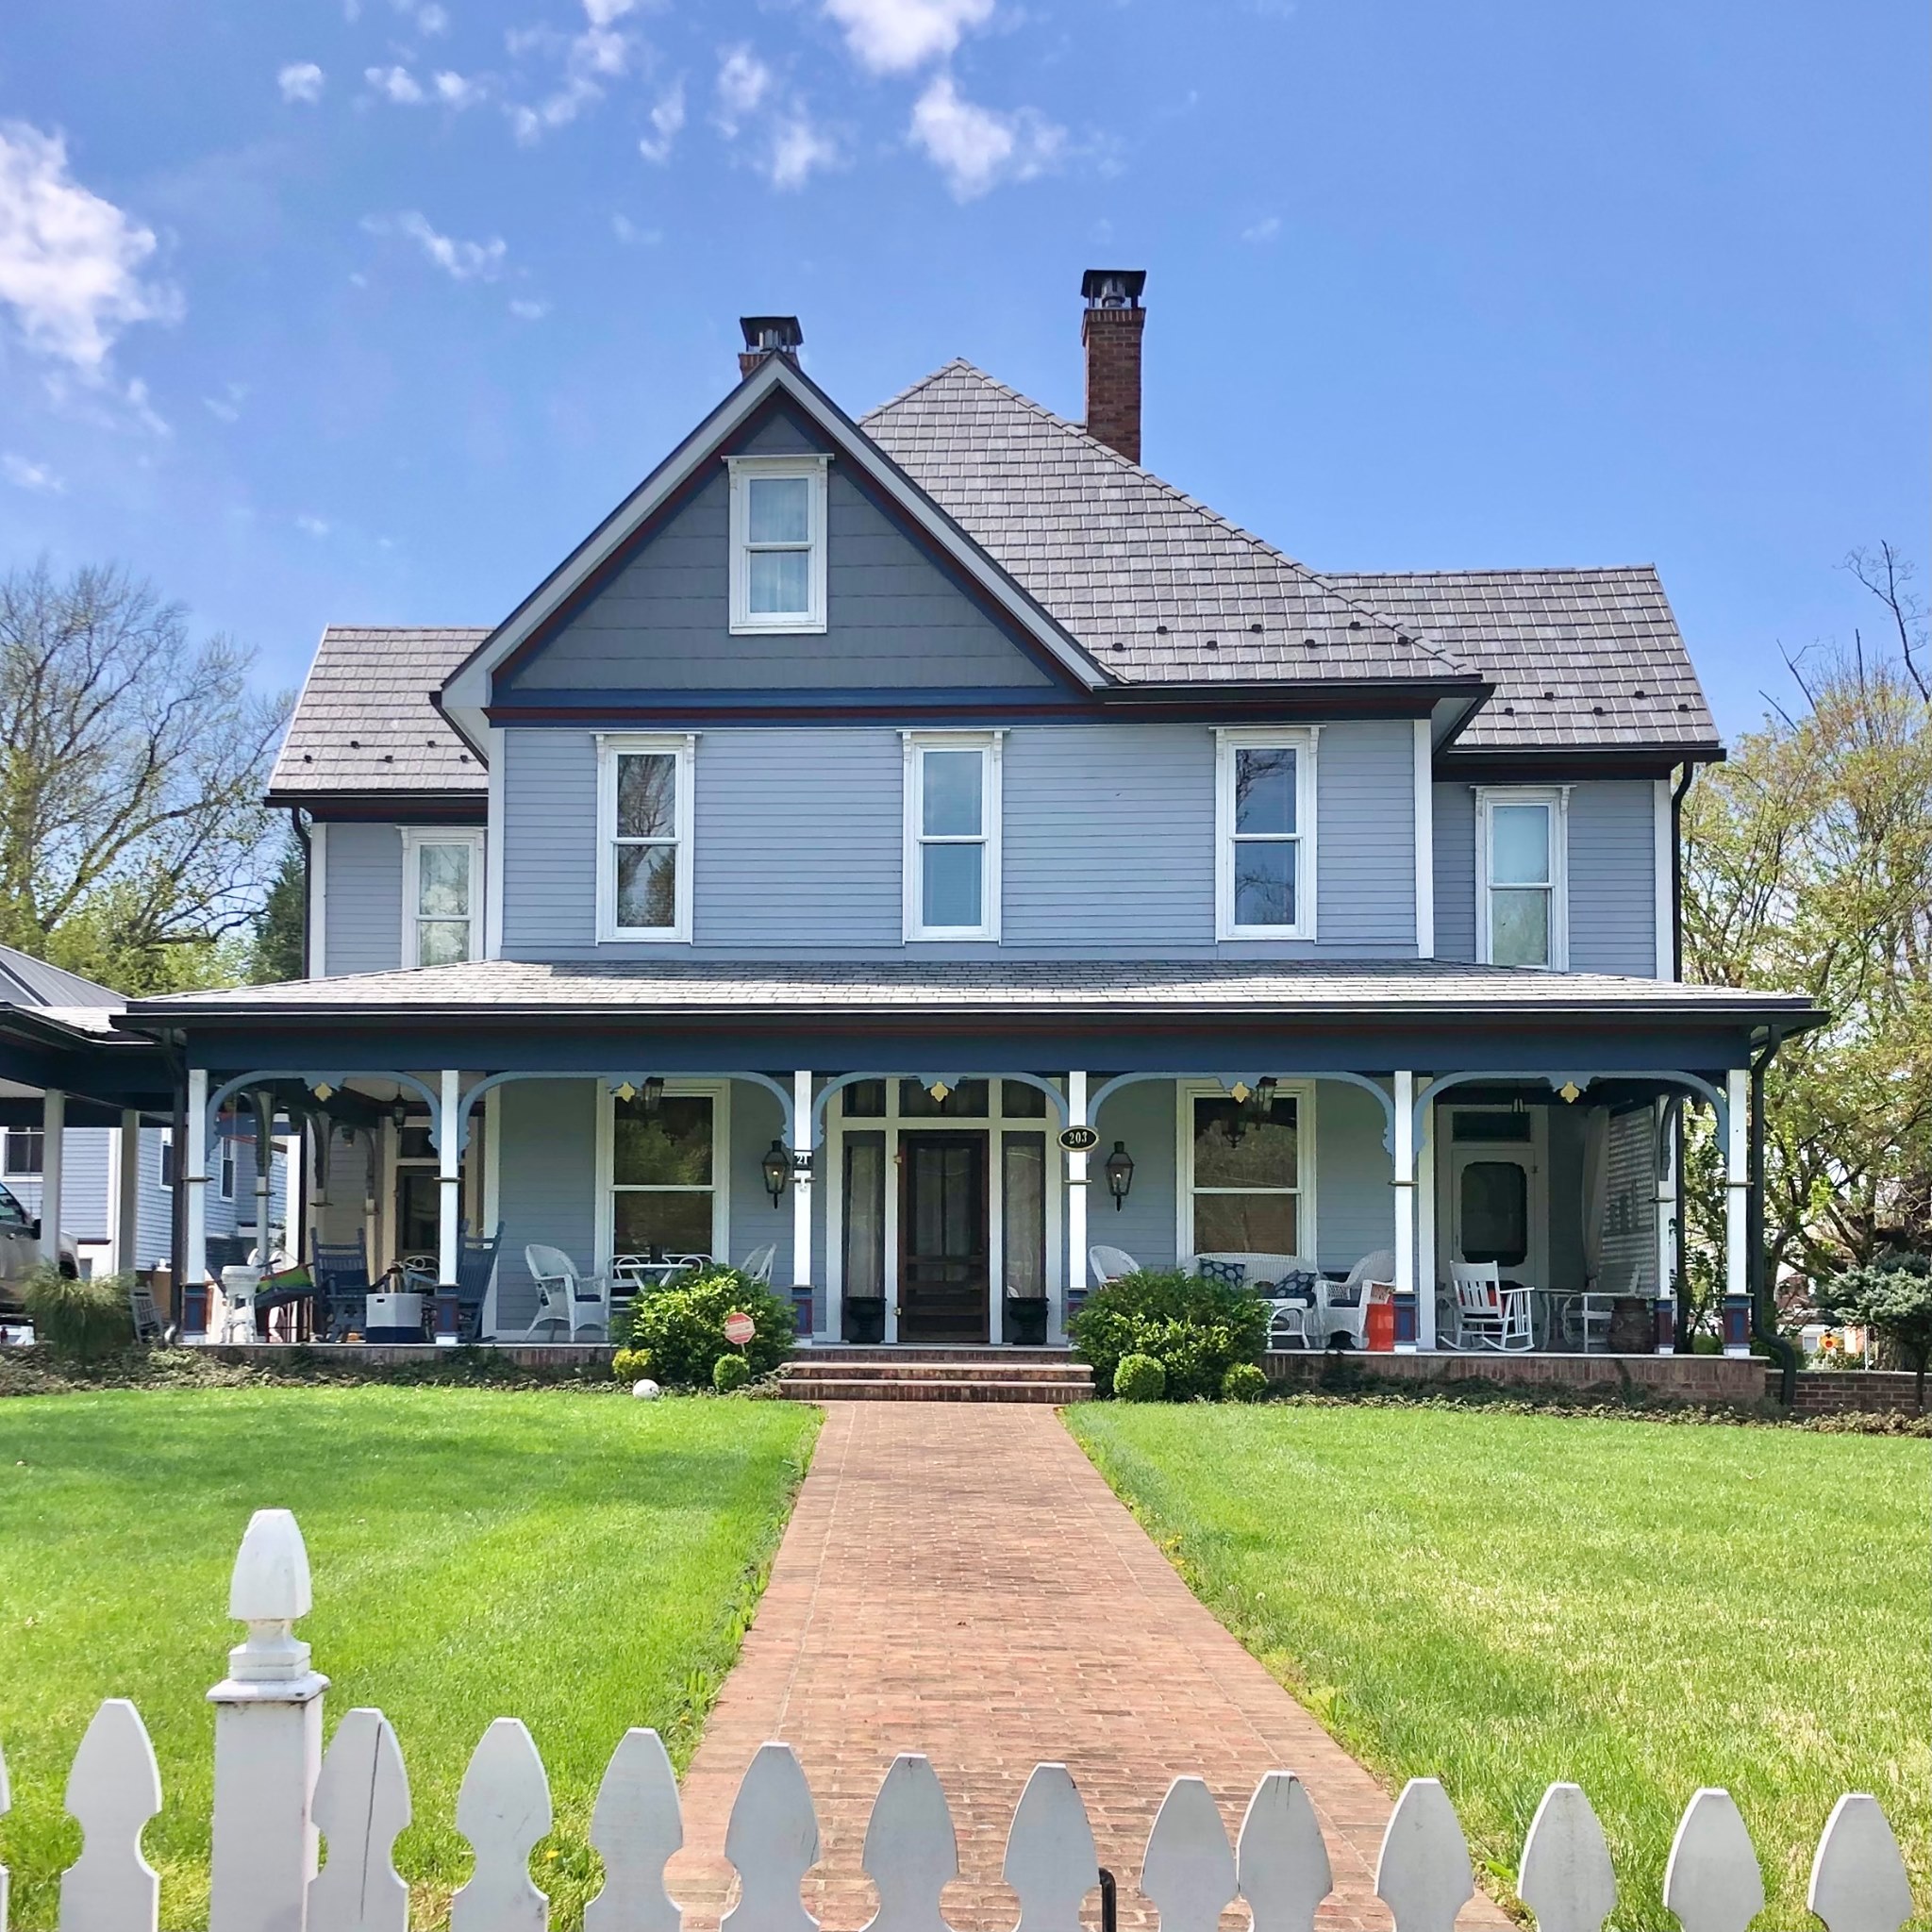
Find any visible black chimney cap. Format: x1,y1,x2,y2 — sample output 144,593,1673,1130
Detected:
1080,269,1146,308
739,314,804,352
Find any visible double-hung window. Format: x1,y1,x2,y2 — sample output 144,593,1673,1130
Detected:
1215,727,1317,939
601,1083,728,1263
402,830,483,966
1177,1080,1314,1260
596,734,694,941
1476,788,1568,968
219,1133,238,1201
904,733,1001,941
728,455,828,633
2,1128,42,1177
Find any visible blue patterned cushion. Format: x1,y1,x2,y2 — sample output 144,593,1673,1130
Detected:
1196,1257,1246,1288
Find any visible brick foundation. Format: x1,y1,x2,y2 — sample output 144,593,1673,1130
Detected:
1262,1349,1769,1405
1777,1369,1930,1415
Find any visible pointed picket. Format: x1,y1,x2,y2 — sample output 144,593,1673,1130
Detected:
308,1708,412,1932
861,1755,958,1932
1374,1779,1473,1932
59,1699,161,1932
1141,1778,1236,1932
722,1744,821,1932
587,1729,683,1932
1808,1795,1914,1932
1663,1790,1762,1932
453,1719,554,1932
1519,1785,1616,1932
1236,1774,1331,1932
2,1734,11,1932
1003,1764,1099,1932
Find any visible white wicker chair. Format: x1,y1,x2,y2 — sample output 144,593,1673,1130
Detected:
1087,1244,1140,1285
1314,1248,1396,1347
522,1244,610,1341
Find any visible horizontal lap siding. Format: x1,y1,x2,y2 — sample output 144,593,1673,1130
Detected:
1314,720,1416,952
1568,782,1657,976
492,1080,597,1335
503,731,600,952
1314,1083,1393,1270
1433,783,1477,961
1091,1079,1177,1273
325,824,404,975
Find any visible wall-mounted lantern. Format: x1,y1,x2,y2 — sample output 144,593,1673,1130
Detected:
1105,1140,1135,1209
761,1140,792,1206
641,1075,664,1116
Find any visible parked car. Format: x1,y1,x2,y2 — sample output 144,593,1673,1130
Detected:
0,1179,78,1321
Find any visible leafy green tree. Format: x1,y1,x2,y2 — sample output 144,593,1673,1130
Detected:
0,558,291,994
249,828,308,983
1817,1254,1932,1402
1681,545,1932,1317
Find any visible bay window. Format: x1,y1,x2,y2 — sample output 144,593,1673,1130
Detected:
903,732,1001,941
596,735,694,942
1476,789,1568,969
1216,727,1317,940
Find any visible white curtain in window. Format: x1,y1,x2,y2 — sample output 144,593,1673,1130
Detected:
1581,1108,1609,1289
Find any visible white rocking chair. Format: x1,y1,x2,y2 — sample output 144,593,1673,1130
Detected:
1448,1261,1535,1352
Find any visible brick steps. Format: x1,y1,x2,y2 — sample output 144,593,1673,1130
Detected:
778,1350,1093,1403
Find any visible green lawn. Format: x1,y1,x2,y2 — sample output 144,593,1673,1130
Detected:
1068,1404,1929,1932
0,1387,818,1932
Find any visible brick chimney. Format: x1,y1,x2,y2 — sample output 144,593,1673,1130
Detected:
739,314,803,378
1080,269,1147,463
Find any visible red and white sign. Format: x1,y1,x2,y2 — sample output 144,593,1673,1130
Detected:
723,1310,756,1348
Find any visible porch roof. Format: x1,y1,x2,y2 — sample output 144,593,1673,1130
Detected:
127,957,1820,1027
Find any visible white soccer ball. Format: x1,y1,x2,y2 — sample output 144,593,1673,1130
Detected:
630,1377,662,1400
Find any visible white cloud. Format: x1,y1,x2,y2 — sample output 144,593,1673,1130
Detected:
508,296,549,319
278,62,326,103
203,381,247,422
765,111,841,190
714,45,773,136
611,212,661,244
433,70,490,107
366,64,426,103
907,75,1063,200
296,514,331,537
0,121,180,373
363,209,507,281
506,6,633,144
583,0,637,22
823,0,993,74
1241,213,1281,243
3,451,64,492
416,2,449,31
637,80,685,162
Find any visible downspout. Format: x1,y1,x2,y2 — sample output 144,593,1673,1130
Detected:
291,808,312,978
290,807,312,1266
1671,761,1697,1349
162,1030,189,1308
1749,1027,1798,1406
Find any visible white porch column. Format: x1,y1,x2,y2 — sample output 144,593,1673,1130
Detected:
1723,1067,1750,1355
1392,1071,1417,1352
252,1094,275,1269
37,1088,65,1268
437,1069,461,1287
1060,1071,1088,1348
1415,1090,1437,1350
1655,1098,1678,1354
361,1128,381,1283
112,1108,141,1274
185,1068,209,1303
791,1070,814,1331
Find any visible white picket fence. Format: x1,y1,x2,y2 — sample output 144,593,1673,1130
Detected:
0,1510,1918,1932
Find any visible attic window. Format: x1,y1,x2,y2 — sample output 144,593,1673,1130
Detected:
727,455,827,634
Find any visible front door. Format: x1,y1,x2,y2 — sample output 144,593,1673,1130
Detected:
898,1132,989,1342
1447,1141,1546,1283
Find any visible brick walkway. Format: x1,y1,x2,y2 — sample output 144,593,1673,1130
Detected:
665,1405,1506,1932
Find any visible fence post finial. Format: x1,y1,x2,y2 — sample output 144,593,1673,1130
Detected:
1808,1794,1914,1932
1003,1764,1098,1932
1374,1778,1473,1932
1663,1790,1762,1932
723,1742,821,1932
1236,1773,1331,1932
1519,1785,1616,1932
208,1508,330,1932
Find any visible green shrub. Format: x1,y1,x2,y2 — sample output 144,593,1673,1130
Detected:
21,1267,132,1360
625,1268,795,1389
1114,1352,1167,1401
1818,1253,1932,1402
1072,1269,1267,1402
611,1346,655,1383
1222,1361,1269,1403
712,1352,752,1393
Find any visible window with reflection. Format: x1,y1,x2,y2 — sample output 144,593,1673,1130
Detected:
611,1091,716,1257
1187,1091,1304,1256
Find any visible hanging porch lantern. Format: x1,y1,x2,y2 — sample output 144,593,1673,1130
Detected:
1105,1140,1135,1209
761,1140,792,1206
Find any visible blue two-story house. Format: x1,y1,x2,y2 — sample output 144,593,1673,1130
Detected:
131,275,1816,1354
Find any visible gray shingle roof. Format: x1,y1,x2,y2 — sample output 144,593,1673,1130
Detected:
1324,568,1720,754
133,956,1813,1022
0,944,124,1010
862,362,1473,687
270,627,491,801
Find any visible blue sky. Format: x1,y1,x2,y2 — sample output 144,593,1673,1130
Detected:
2,0,1925,735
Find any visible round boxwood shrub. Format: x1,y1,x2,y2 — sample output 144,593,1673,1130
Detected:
624,1267,794,1389
712,1351,752,1393
611,1345,654,1383
1222,1361,1269,1404
1072,1269,1267,1402
1114,1352,1167,1401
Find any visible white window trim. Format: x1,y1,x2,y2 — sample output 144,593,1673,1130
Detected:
592,1079,732,1273
219,1135,238,1202
306,821,328,978
727,454,829,635
3,1127,43,1178
400,828,485,968
595,733,696,943
902,731,1003,942
1215,726,1319,941
1174,1077,1318,1267
158,1127,175,1191
1474,786,1570,970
